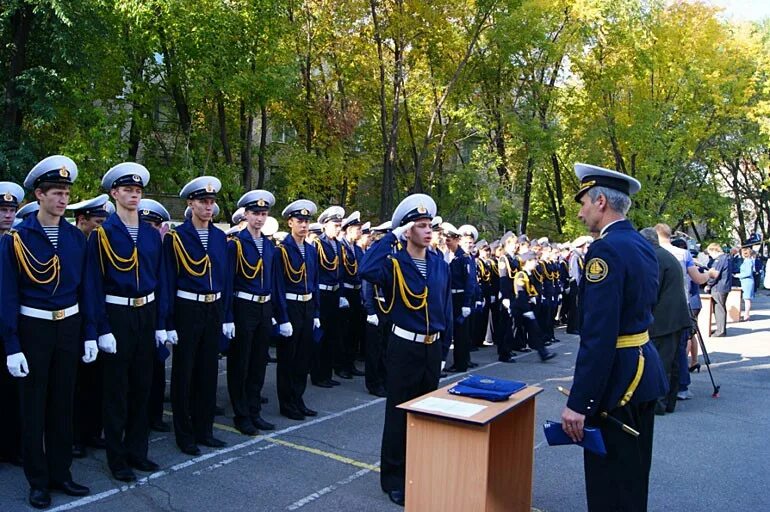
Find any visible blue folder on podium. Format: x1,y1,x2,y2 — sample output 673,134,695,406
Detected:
448,375,527,402
542,420,607,456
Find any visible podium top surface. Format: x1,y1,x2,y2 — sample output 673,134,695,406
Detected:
398,382,543,425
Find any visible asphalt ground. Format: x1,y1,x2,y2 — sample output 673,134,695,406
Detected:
1,294,769,511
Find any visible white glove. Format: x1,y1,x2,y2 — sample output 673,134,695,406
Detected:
166,330,179,345
82,341,98,363
313,318,321,329
392,221,414,240
279,322,293,337
98,333,117,354
461,307,471,318
222,322,236,339
339,297,350,309
7,352,29,377
366,314,379,326
564,287,571,294
154,330,168,347
523,311,536,320
502,298,511,310
529,297,537,304
475,300,484,308
271,317,277,326
441,360,446,371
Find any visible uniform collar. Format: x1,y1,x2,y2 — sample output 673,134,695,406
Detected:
599,218,628,238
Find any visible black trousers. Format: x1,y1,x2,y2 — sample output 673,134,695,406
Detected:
148,355,166,426
540,303,555,341
0,358,22,462
472,302,490,347
652,331,680,410
711,291,728,336
380,334,441,493
102,303,155,471
496,306,515,357
567,282,581,334
451,296,471,370
364,314,389,392
227,298,271,422
312,291,339,383
277,299,314,413
17,314,80,489
584,400,656,512
338,289,364,372
515,313,546,353
74,357,103,446
171,298,221,448
489,299,501,346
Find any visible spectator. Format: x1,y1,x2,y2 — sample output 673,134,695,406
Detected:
706,243,731,337
736,247,755,321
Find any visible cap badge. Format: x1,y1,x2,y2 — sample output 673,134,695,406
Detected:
59,167,70,178
142,209,150,215
3,192,13,202
417,204,427,214
300,208,309,216
579,179,596,192
205,183,215,193
132,174,141,182
257,198,266,207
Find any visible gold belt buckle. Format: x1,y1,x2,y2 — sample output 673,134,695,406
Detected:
133,296,146,307
424,333,435,344
52,309,65,321
204,293,216,303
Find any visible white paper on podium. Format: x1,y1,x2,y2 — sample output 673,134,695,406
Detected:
410,397,487,418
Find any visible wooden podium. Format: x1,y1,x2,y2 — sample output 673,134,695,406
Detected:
398,383,543,512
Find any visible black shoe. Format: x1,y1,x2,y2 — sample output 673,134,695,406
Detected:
281,408,305,421
127,458,160,472
329,379,341,386
29,488,51,509
539,350,556,362
197,436,226,448
298,405,318,417
654,402,666,416
470,346,479,352
468,362,479,368
335,370,353,379
689,363,701,373
112,467,137,482
387,490,405,506
312,380,334,388
72,444,86,459
544,340,553,347
445,366,466,373
50,480,90,497
180,444,201,456
150,420,171,433
520,347,532,353
439,371,449,378
260,396,269,404
498,355,516,363
551,338,561,343
349,367,365,377
251,416,275,431
235,419,258,436
369,387,387,397
665,403,676,414
214,405,226,416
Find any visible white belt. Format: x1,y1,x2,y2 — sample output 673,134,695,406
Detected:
451,288,465,294
286,292,313,302
176,290,221,303
319,284,339,292
343,283,362,290
20,304,79,321
234,291,271,303
105,292,155,307
391,324,441,344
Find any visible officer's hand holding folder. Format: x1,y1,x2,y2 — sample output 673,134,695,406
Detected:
542,421,607,456
448,375,526,402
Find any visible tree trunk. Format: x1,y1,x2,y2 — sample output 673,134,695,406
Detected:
157,22,192,140
544,177,563,235
239,100,253,188
2,3,34,140
257,103,267,188
550,153,566,230
520,156,535,234
218,95,233,165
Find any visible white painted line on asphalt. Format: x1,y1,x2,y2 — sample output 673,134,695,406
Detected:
286,464,380,510
49,356,510,511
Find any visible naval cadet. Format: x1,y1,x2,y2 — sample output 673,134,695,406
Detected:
16,201,40,220
360,194,453,507
339,211,366,378
67,195,111,238
566,236,590,334
164,177,230,456
443,223,475,373
512,252,556,362
83,163,168,482
138,198,173,434
312,206,346,386
561,163,668,512
0,181,25,468
272,200,321,420
225,190,279,435
2,156,93,508
362,221,392,398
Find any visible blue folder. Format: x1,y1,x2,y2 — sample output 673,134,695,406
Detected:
542,420,607,456
447,375,527,402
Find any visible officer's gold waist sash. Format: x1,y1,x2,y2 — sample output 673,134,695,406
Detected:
616,331,648,407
